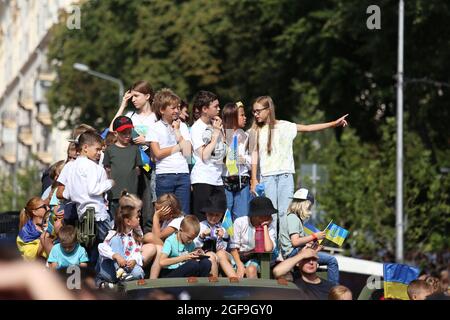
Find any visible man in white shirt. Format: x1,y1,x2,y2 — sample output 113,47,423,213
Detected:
149,88,192,214
190,91,226,221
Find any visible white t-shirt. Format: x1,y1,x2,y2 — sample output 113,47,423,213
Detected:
57,160,75,200
190,119,223,186
229,216,277,253
58,156,113,221
125,111,157,142
256,120,297,176
148,121,191,174
161,216,184,231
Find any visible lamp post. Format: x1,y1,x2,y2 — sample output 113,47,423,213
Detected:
73,63,124,106
396,0,404,263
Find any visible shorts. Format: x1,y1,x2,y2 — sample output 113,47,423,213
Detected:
225,251,260,272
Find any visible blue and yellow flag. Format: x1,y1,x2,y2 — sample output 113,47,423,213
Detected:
226,135,239,176
383,263,420,300
303,223,320,236
325,223,349,246
139,147,154,173
222,209,234,237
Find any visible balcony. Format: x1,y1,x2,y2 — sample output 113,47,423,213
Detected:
1,143,16,164
18,127,33,146
19,98,34,111
37,112,52,126
38,71,56,83
36,151,52,165
2,114,16,129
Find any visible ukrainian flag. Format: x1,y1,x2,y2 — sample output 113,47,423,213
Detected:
225,135,239,176
303,223,320,235
325,223,349,246
383,263,420,300
222,209,234,237
139,147,154,173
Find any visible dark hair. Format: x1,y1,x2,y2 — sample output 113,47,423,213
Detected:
104,132,117,146
222,102,240,130
58,225,78,247
131,80,154,106
192,91,218,115
152,88,181,120
71,124,96,141
78,131,103,148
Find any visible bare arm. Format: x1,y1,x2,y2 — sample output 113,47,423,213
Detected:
159,252,198,267
150,142,180,160
296,114,348,132
250,149,259,195
56,184,66,200
201,117,223,161
272,248,318,278
109,90,132,131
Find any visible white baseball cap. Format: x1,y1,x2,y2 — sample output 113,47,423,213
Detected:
290,188,315,204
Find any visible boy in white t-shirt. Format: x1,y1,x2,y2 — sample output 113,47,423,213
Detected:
59,131,115,243
148,88,192,214
190,90,226,221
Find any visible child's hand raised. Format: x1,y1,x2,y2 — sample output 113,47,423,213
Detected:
155,206,172,220
333,114,349,128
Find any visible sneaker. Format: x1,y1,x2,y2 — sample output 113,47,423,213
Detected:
123,273,134,281
99,282,115,289
116,268,125,279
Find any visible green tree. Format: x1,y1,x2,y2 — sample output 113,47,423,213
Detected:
0,167,42,212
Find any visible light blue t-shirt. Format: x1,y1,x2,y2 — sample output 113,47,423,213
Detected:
47,243,89,269
162,233,196,269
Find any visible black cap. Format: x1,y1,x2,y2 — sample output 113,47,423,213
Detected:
113,116,133,132
201,191,227,214
248,196,277,217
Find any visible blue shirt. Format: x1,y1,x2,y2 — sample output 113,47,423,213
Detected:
47,243,89,269
162,233,196,269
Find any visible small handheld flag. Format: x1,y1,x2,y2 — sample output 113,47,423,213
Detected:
139,147,154,172
325,223,349,246
383,263,420,300
222,209,234,237
303,223,320,236
226,135,239,176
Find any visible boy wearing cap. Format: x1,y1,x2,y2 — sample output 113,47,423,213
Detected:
279,188,340,285
221,197,277,279
103,116,143,218
193,192,230,277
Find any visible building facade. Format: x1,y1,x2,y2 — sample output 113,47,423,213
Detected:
0,0,76,173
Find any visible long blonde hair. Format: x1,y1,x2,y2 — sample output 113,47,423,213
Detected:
287,199,312,222
250,96,277,155
19,197,43,229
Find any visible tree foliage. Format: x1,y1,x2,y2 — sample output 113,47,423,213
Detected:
47,0,450,259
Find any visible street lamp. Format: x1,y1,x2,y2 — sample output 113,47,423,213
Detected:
73,63,124,106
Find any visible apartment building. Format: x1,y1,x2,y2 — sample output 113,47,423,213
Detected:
0,0,76,172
